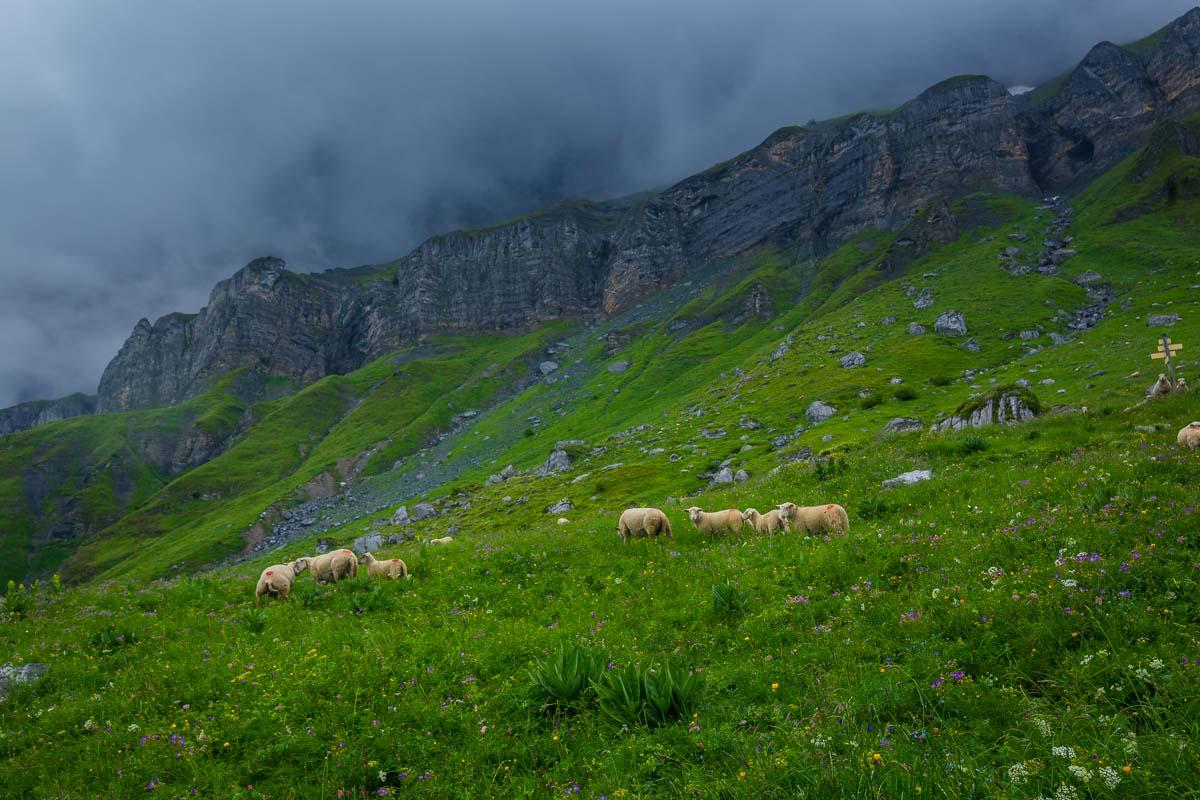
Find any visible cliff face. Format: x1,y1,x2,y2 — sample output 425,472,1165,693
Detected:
93,8,1200,413
0,393,97,435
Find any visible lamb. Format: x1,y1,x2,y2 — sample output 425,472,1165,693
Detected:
254,560,307,604
777,501,849,535
293,548,358,584
685,506,744,535
427,536,454,546
616,507,672,543
1178,421,1200,448
742,507,788,534
360,552,409,579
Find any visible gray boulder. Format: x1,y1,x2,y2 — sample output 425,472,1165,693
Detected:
840,351,867,368
411,502,437,521
712,467,734,485
538,448,573,476
936,387,1039,431
734,469,750,482
484,464,516,486
913,288,934,309
934,311,968,336
884,417,924,433
608,361,630,373
1147,314,1180,327
963,338,981,352
353,533,384,555
539,360,559,376
546,498,573,514
882,469,933,488
391,506,410,526
908,322,926,336
806,400,837,424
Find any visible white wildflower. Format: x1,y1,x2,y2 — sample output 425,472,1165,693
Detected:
1149,658,1164,670
1033,717,1053,737
1079,654,1093,665
1060,579,1077,588
127,723,139,732
1054,785,1080,800
1008,763,1030,785
1068,765,1093,781
1051,745,1076,759
1134,667,1151,681
1099,766,1121,789
82,718,97,731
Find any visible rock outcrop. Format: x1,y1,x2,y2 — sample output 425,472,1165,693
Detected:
0,393,97,436
936,386,1041,431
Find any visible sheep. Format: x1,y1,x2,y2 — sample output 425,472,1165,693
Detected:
742,507,788,534
1178,421,1200,448
1149,373,1173,398
360,552,409,579
777,501,849,535
254,560,307,604
616,507,672,543
1176,377,1190,392
685,506,744,535
427,536,454,546
293,548,358,584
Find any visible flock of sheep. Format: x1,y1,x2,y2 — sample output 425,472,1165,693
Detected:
617,501,848,542
254,419,1199,603
255,500,848,602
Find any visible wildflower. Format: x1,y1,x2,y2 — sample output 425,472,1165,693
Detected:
1007,763,1030,785
1121,765,1132,774
771,683,779,692
1099,766,1121,789
870,752,883,766
1051,746,1075,759
1055,785,1080,800
1068,765,1092,781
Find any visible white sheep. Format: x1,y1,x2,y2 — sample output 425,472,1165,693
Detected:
1178,421,1200,448
360,552,409,579
254,560,307,604
742,507,788,534
294,549,358,584
777,502,849,535
427,536,454,546
616,507,672,543
685,507,744,535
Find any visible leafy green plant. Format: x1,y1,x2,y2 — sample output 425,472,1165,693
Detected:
894,386,919,401
240,609,269,634
857,494,897,520
89,624,138,654
712,579,749,619
955,434,988,455
594,660,702,728
929,375,952,387
528,641,606,713
4,580,30,616
859,392,883,409
814,456,847,482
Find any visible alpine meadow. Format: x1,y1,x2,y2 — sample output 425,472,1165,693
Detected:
3,6,1200,799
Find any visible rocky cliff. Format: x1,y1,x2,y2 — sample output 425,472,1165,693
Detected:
0,393,97,436
93,8,1200,413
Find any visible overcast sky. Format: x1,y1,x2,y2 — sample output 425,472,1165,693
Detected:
0,0,1193,407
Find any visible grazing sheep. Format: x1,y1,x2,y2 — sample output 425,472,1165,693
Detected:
294,549,358,584
685,507,744,535
254,560,306,604
360,552,409,580
742,507,788,534
1178,421,1200,448
616,507,672,543
427,536,454,546
777,502,849,535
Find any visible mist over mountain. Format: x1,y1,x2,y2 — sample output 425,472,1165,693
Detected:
1,0,1194,407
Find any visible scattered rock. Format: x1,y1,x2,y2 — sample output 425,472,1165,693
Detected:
913,288,934,309
608,360,630,373
889,377,904,384
546,498,573,514
1147,314,1180,327
908,322,926,336
700,428,727,439
446,524,461,535
484,464,516,486
882,469,933,488
712,467,735,485
805,401,837,424
1075,270,1103,285
537,447,573,476
934,310,968,336
1019,330,1040,340
353,533,384,554
539,360,559,376
411,502,437,521
883,417,924,433
734,469,750,482
936,386,1040,431
839,351,867,368
647,447,665,456
963,338,981,352
880,316,896,326
391,506,410,526
738,416,762,430
600,463,623,472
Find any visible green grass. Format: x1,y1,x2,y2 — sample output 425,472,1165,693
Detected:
4,119,1200,797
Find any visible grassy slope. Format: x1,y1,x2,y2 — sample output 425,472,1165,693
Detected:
3,132,1200,797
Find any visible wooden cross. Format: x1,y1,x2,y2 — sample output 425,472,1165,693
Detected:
1150,335,1184,384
